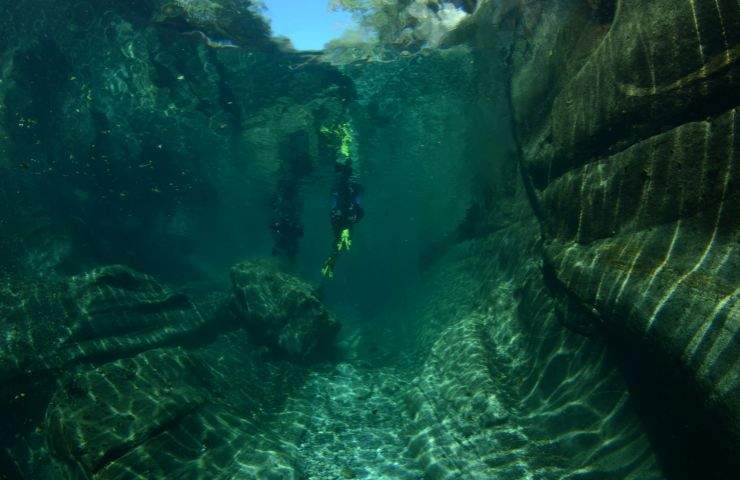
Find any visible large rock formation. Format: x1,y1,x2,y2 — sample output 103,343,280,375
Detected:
1,262,336,478
339,41,663,479
0,265,209,385
455,0,738,476
0,0,353,281
45,341,304,479
230,261,340,360
0,0,736,478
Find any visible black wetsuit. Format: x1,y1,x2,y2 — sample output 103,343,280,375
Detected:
331,162,364,239
323,161,364,275
269,131,312,262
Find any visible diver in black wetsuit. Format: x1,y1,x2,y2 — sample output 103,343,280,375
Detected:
322,162,364,277
331,163,364,239
269,131,313,263
321,122,364,278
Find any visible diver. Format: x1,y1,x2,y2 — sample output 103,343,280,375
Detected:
269,131,313,263
321,122,364,278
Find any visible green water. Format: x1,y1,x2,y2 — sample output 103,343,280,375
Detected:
0,1,738,479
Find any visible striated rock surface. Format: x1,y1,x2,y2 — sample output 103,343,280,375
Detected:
338,43,663,479
0,265,214,476
45,339,305,480
403,213,662,479
1,261,342,478
0,265,210,387
230,261,340,360
46,347,211,477
0,0,353,281
458,0,739,476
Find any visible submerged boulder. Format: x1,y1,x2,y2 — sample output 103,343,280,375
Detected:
45,341,304,479
1,263,316,478
45,347,210,476
0,265,210,385
0,265,226,476
230,261,340,360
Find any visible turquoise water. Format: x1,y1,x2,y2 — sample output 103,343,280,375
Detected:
0,1,738,479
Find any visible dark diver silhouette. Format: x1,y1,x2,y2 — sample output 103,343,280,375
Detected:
321,122,364,278
269,131,313,263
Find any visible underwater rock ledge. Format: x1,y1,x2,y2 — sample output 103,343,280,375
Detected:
455,0,740,477
0,261,341,478
230,261,341,361
0,0,736,478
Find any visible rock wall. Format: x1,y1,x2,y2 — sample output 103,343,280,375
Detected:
0,262,329,478
344,37,664,478
456,0,738,476
0,0,353,282
230,261,340,359
0,1,736,478
398,168,663,478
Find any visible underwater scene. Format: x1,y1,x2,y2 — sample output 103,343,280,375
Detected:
0,0,738,479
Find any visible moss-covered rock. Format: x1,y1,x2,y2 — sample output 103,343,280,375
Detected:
0,265,231,477
230,261,340,360
461,0,739,476
0,265,211,386
45,341,305,479
404,216,662,480
0,0,353,281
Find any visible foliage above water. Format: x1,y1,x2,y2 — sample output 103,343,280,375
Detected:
324,0,470,63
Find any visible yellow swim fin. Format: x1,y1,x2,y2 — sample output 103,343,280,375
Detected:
321,260,334,278
337,228,352,251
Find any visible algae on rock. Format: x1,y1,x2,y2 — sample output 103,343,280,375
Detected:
230,261,340,360
455,0,739,477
